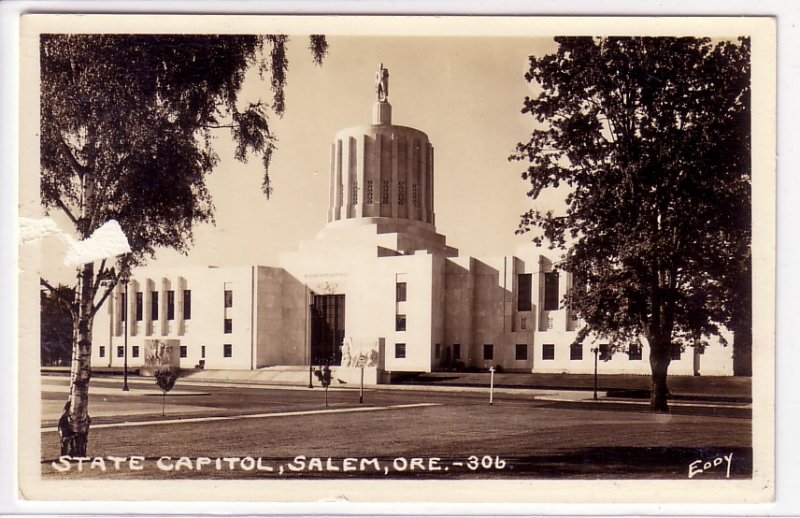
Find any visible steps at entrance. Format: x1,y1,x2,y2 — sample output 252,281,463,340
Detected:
180,366,318,386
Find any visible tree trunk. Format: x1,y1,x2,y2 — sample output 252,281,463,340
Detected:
732,320,752,377
647,334,671,413
65,262,94,456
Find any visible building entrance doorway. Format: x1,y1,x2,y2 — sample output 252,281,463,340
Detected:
310,294,345,365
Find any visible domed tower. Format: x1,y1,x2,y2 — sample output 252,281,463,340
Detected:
327,64,435,229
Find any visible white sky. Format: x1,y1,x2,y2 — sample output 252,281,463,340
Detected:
43,36,568,285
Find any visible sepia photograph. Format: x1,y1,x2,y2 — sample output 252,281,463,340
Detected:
14,14,776,504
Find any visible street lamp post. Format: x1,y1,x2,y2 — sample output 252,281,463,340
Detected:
592,347,600,401
122,271,130,392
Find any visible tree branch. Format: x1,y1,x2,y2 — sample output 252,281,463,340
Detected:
40,277,77,320
57,133,90,178
54,197,80,227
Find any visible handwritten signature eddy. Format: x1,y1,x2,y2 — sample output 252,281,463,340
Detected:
688,452,733,479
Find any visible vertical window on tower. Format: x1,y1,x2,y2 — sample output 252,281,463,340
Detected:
381,180,390,204
151,291,159,320
183,290,191,320
224,318,233,334
517,273,532,311
366,180,374,204
167,291,175,320
351,180,358,205
412,183,419,207
396,282,407,302
132,346,139,358
135,292,143,321
398,181,406,205
99,346,105,358
544,272,560,310
224,289,233,308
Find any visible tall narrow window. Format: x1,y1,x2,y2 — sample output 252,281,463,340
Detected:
395,343,406,359
224,318,233,334
180,346,187,358
117,346,124,358
99,346,105,358
483,344,494,360
544,272,559,310
167,291,175,320
132,346,139,358
223,344,232,358
435,343,441,359
366,180,374,204
121,294,127,322
412,183,419,207
351,180,358,205
201,345,206,359
453,344,461,360
224,289,233,308
183,290,191,320
150,291,158,320
396,282,407,302
398,181,406,205
135,292,143,321
381,180,390,204
517,273,532,311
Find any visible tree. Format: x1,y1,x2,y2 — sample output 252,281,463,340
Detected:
41,285,75,366
154,369,179,416
511,37,751,411
40,34,327,454
314,365,332,407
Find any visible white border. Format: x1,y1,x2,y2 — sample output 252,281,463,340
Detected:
2,1,797,516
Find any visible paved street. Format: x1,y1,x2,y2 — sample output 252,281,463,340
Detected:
40,375,752,479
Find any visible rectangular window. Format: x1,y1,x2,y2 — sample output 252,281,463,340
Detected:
167,290,175,320
396,282,407,302
381,180,390,204
395,343,406,359
121,293,127,322
435,343,441,359
201,345,206,359
183,290,191,320
412,183,419,207
599,344,612,361
398,181,406,205
453,344,461,360
366,179,374,204
516,344,528,361
544,272,559,310
117,346,124,358
542,344,555,360
180,345,187,358
99,346,105,358
395,314,406,332
135,292,143,321
223,344,232,358
224,318,233,334
351,180,358,205
517,273,532,311
629,344,642,360
151,291,159,320
483,344,494,361
669,345,682,361
132,346,139,358
570,343,583,360
224,289,233,308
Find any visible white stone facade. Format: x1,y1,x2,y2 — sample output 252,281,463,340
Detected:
90,97,734,377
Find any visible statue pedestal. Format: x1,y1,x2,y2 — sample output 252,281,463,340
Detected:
373,101,392,125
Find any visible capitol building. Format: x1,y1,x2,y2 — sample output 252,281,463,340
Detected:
90,68,734,382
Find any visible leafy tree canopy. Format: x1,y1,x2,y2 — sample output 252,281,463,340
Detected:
40,33,327,265
511,37,751,409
